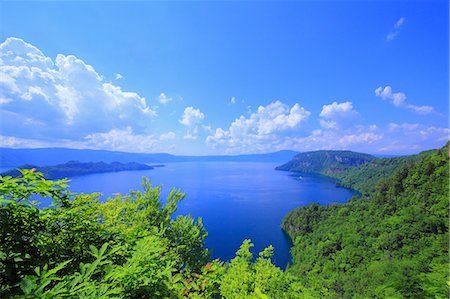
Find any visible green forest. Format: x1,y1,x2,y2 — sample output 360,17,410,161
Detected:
283,144,449,298
1,144,448,298
328,149,436,195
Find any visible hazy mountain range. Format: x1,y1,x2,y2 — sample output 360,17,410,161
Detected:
0,148,300,167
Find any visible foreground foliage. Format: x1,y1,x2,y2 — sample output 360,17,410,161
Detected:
283,144,449,298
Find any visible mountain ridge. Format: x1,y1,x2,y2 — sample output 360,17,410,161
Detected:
0,147,299,167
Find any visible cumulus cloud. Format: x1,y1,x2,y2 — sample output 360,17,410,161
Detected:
376,123,449,153
319,101,359,129
85,127,159,153
159,131,176,140
206,101,311,153
115,73,123,80
278,124,383,153
179,106,204,127
178,106,205,140
183,128,199,140
0,37,156,140
158,92,172,105
0,134,69,148
338,132,382,146
388,122,420,132
387,122,449,142
230,97,236,104
375,86,434,114
386,17,405,41
0,133,94,149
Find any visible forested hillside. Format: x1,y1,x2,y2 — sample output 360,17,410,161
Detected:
328,148,436,195
283,144,449,298
1,144,448,298
275,150,375,174
276,148,439,196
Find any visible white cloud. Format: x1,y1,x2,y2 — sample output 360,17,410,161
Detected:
377,122,449,152
182,127,199,140
159,131,176,140
338,132,382,146
375,86,434,114
178,107,205,140
386,31,400,41
179,106,204,127
158,92,172,105
388,122,449,141
85,127,159,153
206,101,310,153
388,122,420,132
394,17,405,29
276,125,383,153
377,144,421,153
0,135,53,148
211,114,447,155
183,132,197,140
0,37,156,140
0,134,87,149
418,126,450,141
115,73,123,80
407,105,434,114
319,101,359,129
386,17,405,41
230,97,236,104
0,37,53,69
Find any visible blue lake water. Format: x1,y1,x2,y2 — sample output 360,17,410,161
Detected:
9,162,358,268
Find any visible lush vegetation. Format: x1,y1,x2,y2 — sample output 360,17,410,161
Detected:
1,145,448,298
276,150,375,175
328,149,436,195
283,144,449,298
0,161,153,180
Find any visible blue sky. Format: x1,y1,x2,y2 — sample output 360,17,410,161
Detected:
0,0,448,155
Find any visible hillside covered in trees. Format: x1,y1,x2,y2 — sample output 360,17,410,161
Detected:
276,148,439,196
327,149,436,195
283,144,449,297
275,150,375,175
0,144,448,298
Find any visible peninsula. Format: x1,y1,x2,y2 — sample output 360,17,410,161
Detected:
0,161,154,180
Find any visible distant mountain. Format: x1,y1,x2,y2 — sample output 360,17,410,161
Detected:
275,150,375,175
0,148,299,167
0,161,153,180
0,148,174,167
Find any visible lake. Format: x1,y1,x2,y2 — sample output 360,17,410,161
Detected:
8,162,358,268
